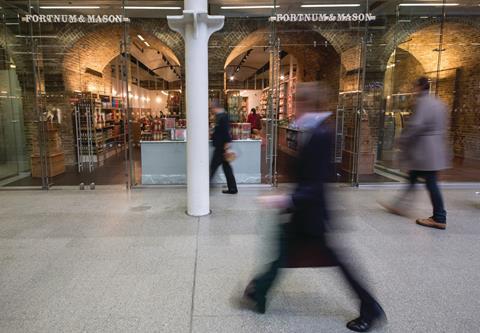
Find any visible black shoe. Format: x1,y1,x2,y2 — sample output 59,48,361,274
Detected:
222,190,238,194
347,302,387,332
239,281,266,314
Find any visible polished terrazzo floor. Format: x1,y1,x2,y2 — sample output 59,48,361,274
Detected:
0,186,479,332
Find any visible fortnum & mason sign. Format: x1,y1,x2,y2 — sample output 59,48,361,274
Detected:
22,14,130,24
270,13,376,22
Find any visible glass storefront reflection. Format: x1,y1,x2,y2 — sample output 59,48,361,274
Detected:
0,1,479,188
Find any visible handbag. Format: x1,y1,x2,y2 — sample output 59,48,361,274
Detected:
224,149,237,162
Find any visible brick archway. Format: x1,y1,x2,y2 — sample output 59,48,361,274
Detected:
380,17,480,64
224,27,341,82
60,22,181,93
383,48,425,99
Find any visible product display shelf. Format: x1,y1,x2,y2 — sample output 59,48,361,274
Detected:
167,91,183,118
73,93,126,170
260,77,296,121
226,91,248,123
260,87,269,116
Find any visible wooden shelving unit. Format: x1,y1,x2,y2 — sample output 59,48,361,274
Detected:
31,122,66,178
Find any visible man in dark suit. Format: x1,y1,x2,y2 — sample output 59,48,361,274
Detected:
210,105,238,194
241,82,386,332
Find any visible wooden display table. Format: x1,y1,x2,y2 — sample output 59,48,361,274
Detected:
31,152,66,178
31,122,66,178
341,118,375,175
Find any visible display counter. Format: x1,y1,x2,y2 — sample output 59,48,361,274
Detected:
278,126,308,157
141,140,261,185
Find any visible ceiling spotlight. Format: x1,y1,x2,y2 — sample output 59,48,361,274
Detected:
230,76,235,81
399,3,459,6
39,6,100,9
124,6,182,10
301,4,361,8
144,41,151,47
221,5,280,9
137,34,144,41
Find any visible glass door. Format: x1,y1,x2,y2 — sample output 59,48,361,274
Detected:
268,1,366,185
123,4,184,187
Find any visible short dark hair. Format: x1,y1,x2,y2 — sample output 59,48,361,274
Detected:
416,77,430,91
251,108,256,113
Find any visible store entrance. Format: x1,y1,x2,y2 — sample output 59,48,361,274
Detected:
224,24,368,185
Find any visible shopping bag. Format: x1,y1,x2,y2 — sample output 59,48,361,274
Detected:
281,218,337,269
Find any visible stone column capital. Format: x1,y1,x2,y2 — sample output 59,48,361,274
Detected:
167,11,224,39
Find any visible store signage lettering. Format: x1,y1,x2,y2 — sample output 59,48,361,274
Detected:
271,13,376,22
22,14,130,24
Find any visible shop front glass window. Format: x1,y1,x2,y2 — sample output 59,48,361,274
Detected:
443,1,480,182
3,1,476,189
0,2,45,188
361,0,480,184
0,1,135,187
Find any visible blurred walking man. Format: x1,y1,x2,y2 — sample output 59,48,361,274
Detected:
210,104,238,194
240,82,386,332
382,77,450,230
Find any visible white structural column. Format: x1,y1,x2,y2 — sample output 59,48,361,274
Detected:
168,0,224,216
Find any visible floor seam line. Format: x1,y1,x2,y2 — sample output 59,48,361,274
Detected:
189,217,200,333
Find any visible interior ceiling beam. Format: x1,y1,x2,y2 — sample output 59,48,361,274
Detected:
369,1,388,12
244,50,288,82
233,49,253,74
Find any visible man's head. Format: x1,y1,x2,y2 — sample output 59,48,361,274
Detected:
210,101,224,114
295,81,332,117
251,108,256,115
414,76,430,94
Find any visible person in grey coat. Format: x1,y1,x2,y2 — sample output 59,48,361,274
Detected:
382,77,450,230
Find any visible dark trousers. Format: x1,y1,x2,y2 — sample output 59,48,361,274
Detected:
253,227,379,318
210,147,237,192
407,170,447,223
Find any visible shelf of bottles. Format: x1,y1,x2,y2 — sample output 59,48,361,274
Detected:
140,117,187,142
226,91,248,123
167,91,183,118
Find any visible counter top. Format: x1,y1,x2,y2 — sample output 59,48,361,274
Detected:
140,139,261,185
141,139,262,144
279,126,306,132
141,140,185,144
